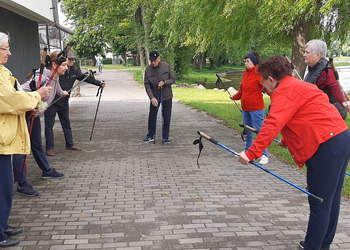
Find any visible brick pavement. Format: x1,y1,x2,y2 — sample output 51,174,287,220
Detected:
9,70,350,249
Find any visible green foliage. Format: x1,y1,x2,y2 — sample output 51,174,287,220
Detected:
102,58,112,64
60,0,350,80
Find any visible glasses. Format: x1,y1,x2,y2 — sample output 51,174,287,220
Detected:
0,47,10,52
68,58,75,61
244,59,250,63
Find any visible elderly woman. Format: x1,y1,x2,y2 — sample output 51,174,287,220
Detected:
304,39,349,119
12,51,68,197
231,51,269,164
0,32,51,247
238,55,350,250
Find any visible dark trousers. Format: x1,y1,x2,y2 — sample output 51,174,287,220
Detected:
13,115,51,186
0,155,12,241
304,129,350,250
45,104,74,150
147,98,172,140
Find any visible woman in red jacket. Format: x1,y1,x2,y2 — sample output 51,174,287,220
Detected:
231,51,268,164
238,55,350,250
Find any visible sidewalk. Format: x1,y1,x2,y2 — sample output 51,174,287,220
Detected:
10,70,350,250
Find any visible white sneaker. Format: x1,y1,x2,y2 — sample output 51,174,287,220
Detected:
259,155,269,164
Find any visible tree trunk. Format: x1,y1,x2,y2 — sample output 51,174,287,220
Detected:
137,41,145,81
141,5,150,66
291,20,310,79
198,52,204,70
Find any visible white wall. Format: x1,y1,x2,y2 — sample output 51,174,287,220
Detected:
0,0,54,23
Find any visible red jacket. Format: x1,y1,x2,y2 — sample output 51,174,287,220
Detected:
245,75,348,167
232,66,264,111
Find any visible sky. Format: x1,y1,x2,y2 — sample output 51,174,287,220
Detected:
57,2,70,29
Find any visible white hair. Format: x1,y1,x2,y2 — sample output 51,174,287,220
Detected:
0,32,9,47
305,39,327,58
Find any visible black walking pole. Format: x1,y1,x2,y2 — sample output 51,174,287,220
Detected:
195,131,324,202
216,74,242,113
239,124,279,143
90,85,104,141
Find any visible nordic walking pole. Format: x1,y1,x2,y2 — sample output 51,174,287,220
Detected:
153,91,161,144
329,57,350,115
196,130,324,202
216,74,242,113
283,54,302,80
161,88,164,144
20,47,48,182
90,84,104,141
239,124,279,143
239,124,350,177
44,71,92,111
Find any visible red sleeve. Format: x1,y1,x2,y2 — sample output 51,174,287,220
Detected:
317,69,348,103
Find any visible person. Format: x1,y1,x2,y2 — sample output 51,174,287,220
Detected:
96,58,103,73
304,39,349,119
45,51,106,156
230,51,269,164
12,50,69,197
0,32,52,247
143,51,175,143
238,55,350,250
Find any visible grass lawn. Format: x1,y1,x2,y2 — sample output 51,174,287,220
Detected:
172,87,350,198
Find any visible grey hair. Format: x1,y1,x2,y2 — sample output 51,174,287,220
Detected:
0,32,9,47
305,39,327,58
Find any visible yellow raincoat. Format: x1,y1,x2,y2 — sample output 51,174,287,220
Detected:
0,65,41,155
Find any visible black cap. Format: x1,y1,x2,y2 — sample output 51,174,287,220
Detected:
149,51,159,60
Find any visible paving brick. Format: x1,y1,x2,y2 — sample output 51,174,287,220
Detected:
9,70,350,249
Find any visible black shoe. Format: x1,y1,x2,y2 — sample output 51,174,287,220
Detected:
142,137,154,143
299,241,329,250
42,168,65,179
16,184,39,197
5,226,22,236
0,237,20,247
299,241,304,250
162,138,171,144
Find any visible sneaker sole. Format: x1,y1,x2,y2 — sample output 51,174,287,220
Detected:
143,140,154,143
16,191,39,197
41,176,65,179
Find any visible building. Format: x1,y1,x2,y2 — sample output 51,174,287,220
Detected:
0,0,73,83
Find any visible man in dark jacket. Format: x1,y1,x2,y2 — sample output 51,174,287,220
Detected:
44,51,105,156
143,51,175,143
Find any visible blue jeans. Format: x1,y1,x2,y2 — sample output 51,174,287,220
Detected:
304,129,350,250
13,114,52,187
0,155,12,241
242,109,268,156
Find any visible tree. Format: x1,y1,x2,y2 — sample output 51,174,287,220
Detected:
59,0,350,80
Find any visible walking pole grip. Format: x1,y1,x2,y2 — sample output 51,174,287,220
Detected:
197,131,217,144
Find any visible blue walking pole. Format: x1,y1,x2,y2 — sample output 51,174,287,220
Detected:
196,131,324,202
239,124,350,177
161,88,164,144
